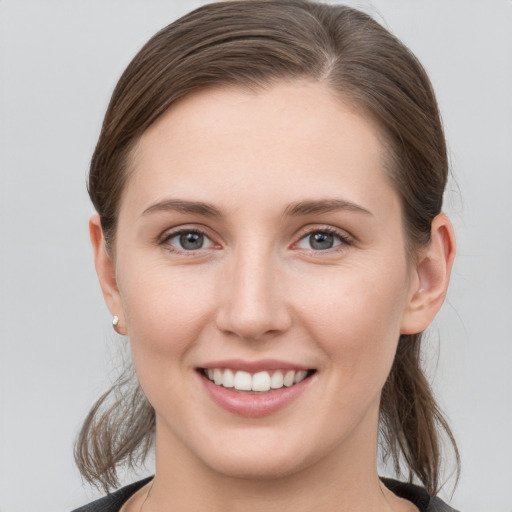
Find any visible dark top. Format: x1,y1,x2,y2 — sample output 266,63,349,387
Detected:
71,477,460,512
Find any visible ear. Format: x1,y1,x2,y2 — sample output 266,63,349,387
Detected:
400,213,456,335
89,214,127,335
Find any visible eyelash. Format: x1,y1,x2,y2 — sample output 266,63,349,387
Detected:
293,226,353,253
159,228,217,254
159,226,353,254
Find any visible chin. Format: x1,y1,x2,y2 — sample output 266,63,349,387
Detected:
204,450,311,481
187,425,337,483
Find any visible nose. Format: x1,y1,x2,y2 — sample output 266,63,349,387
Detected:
215,247,292,342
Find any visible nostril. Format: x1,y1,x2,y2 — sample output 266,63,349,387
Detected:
214,306,293,342
214,266,292,340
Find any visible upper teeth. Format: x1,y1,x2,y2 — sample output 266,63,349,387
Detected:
205,369,308,392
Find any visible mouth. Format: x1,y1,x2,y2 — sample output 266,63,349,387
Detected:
196,360,317,417
198,367,316,393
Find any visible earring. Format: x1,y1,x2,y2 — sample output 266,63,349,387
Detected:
112,315,122,334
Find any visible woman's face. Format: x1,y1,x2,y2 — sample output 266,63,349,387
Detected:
103,82,427,479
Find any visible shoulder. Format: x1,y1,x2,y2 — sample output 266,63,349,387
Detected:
427,495,461,512
381,478,461,512
73,476,460,512
71,477,153,512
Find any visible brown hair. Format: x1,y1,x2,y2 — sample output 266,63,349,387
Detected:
77,0,459,494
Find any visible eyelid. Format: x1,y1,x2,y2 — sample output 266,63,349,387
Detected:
157,223,353,254
159,225,221,253
292,225,354,251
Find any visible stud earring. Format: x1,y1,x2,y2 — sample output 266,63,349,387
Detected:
112,315,121,334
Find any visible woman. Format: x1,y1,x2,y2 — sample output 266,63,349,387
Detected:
73,1,460,511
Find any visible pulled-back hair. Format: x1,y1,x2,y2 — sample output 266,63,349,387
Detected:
77,0,459,494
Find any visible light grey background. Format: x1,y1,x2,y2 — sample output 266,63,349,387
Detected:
1,1,511,511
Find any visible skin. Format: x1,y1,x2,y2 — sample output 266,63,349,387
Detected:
91,82,455,512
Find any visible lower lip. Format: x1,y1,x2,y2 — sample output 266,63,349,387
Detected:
199,372,313,418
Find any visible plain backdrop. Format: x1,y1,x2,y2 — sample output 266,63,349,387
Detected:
1,1,511,511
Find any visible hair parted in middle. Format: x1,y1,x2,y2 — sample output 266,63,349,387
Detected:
77,0,459,494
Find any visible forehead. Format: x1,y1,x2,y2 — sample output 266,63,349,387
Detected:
124,81,398,218
135,81,383,155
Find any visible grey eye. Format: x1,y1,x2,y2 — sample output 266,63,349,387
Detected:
309,232,334,250
296,230,344,251
179,232,204,250
165,230,214,251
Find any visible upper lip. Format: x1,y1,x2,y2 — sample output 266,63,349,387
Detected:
198,359,312,373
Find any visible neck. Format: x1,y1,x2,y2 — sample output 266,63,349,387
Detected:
146,414,401,512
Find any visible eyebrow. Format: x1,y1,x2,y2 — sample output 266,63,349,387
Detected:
284,199,372,217
142,199,222,217
141,198,372,219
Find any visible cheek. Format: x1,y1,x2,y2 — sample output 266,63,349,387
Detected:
293,263,408,380
118,261,215,373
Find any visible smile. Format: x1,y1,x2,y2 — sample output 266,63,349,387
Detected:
198,364,316,417
201,368,312,392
